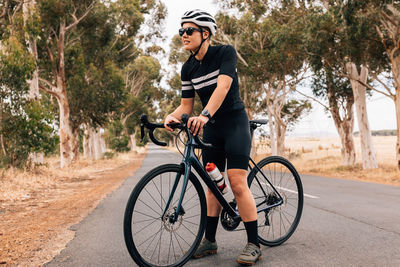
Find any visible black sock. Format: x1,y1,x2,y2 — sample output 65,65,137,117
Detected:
205,216,219,243
244,220,259,247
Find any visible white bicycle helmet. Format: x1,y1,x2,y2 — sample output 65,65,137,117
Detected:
180,9,217,35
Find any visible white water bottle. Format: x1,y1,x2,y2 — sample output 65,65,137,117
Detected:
205,163,228,194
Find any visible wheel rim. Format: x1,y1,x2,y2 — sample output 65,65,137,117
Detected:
250,160,302,244
129,170,203,266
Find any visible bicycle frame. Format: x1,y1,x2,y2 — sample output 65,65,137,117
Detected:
162,127,284,223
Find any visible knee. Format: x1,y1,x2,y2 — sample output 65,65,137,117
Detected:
229,179,248,197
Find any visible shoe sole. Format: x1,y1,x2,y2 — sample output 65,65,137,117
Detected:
236,256,262,266
191,249,217,259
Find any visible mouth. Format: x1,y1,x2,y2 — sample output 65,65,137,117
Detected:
183,40,190,45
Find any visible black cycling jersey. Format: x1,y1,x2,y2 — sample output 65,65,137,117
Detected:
180,44,251,171
181,45,245,117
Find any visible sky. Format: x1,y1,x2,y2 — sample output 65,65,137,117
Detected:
161,0,397,136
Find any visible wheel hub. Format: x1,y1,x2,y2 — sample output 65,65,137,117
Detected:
163,207,184,232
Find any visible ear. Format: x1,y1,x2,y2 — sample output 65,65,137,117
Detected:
202,30,210,39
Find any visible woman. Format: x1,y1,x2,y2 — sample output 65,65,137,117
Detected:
164,9,261,266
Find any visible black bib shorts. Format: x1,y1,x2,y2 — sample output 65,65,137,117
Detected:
202,109,251,172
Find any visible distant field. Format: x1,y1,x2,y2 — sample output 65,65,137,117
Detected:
255,136,399,186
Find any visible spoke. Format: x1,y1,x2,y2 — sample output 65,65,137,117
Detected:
141,226,162,255
144,186,162,212
133,209,160,220
137,198,161,217
181,221,197,237
184,219,200,226
184,213,200,220
157,223,163,264
173,230,185,255
133,217,158,225
133,217,159,235
174,230,192,247
184,201,200,213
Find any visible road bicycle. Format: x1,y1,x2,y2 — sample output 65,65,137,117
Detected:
124,114,304,267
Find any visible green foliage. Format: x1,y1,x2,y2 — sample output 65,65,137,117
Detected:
0,100,58,168
105,120,130,152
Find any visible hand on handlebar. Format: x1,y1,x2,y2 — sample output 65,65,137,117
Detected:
188,115,209,136
164,114,181,132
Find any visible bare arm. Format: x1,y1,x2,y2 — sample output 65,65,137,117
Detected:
202,74,232,117
188,74,233,135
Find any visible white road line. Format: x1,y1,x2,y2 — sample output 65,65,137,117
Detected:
261,182,319,199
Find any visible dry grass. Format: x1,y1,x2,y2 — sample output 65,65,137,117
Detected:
0,149,147,267
0,150,145,203
255,136,400,186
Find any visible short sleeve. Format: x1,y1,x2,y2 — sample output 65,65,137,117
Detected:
181,63,195,98
219,45,237,78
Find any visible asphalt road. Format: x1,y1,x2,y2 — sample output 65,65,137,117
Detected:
45,144,400,267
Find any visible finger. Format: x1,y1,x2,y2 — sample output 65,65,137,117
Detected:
188,118,193,128
190,120,196,133
194,121,202,136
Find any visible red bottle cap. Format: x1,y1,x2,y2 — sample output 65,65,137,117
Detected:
205,162,216,172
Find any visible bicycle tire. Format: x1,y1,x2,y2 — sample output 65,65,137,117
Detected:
124,164,207,267
247,156,303,246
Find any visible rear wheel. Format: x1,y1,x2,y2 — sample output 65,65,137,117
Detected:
124,164,207,267
247,156,303,246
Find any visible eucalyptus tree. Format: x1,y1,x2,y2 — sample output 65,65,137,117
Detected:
354,1,400,169
215,0,311,156
0,7,57,167
32,0,162,166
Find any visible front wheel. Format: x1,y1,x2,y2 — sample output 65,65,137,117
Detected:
248,156,303,246
124,164,207,267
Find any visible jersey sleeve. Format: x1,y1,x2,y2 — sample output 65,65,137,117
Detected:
181,63,195,98
219,45,237,78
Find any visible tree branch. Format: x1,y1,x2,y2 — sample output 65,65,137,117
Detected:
341,71,393,98
0,0,9,19
65,1,95,31
38,78,59,97
295,89,330,110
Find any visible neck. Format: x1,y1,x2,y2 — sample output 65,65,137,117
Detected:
193,41,210,61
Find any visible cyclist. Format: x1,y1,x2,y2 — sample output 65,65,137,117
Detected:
164,9,261,266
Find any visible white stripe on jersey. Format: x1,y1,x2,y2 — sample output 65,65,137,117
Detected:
193,77,218,90
192,69,220,84
182,85,194,90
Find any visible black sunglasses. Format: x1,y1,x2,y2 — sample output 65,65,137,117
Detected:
179,27,202,36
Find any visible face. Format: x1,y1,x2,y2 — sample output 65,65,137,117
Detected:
181,22,209,51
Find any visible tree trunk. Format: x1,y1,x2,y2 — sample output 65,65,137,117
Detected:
326,66,356,166
276,122,286,156
23,0,40,100
58,92,75,167
266,104,277,155
395,94,400,169
389,53,400,169
335,115,356,166
83,124,104,160
130,132,137,152
83,124,90,158
346,63,378,169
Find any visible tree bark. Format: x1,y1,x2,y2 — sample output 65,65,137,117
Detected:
391,57,400,169
346,63,378,169
326,67,356,166
22,0,40,99
395,94,400,169
83,124,104,160
130,133,137,152
58,91,75,167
